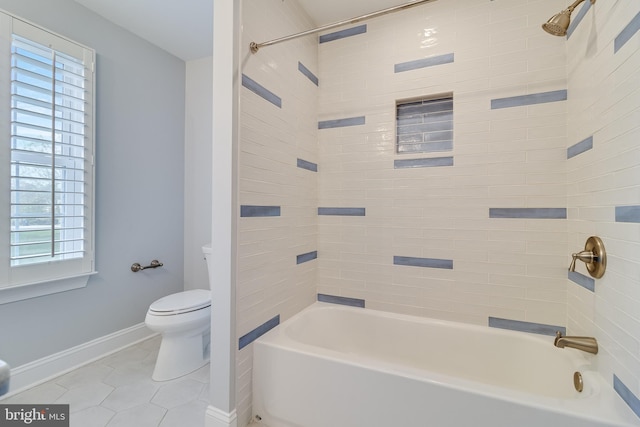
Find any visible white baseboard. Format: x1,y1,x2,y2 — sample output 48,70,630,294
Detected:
4,323,156,398
205,406,238,427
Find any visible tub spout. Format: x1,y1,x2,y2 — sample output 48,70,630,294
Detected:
554,331,598,354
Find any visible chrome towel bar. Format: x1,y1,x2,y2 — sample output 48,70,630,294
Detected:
131,260,163,272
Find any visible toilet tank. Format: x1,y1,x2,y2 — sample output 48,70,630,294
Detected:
202,244,213,290
202,244,212,258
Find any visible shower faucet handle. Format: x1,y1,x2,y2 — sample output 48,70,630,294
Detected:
568,236,606,279
569,250,596,272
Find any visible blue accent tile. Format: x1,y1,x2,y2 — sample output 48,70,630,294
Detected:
394,53,455,73
241,74,282,108
297,158,318,172
318,116,366,129
614,375,640,419
567,136,593,159
240,205,281,217
616,206,640,223
615,11,640,53
394,157,454,169
488,317,565,337
297,251,318,265
318,207,366,216
398,122,453,136
393,256,453,270
298,61,319,86
319,25,367,43
239,315,280,349
397,140,453,153
568,271,595,293
489,208,567,219
566,0,592,39
491,90,567,110
318,294,365,308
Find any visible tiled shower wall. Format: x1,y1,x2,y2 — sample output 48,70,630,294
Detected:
565,0,640,411
237,0,318,425
236,0,640,423
316,0,570,327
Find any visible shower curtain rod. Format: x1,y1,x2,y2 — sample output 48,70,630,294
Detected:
249,0,438,54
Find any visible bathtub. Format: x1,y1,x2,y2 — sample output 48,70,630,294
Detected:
252,302,640,427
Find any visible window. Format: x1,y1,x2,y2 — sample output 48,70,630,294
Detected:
396,95,453,154
0,11,95,302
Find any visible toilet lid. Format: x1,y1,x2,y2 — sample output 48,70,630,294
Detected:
149,289,211,316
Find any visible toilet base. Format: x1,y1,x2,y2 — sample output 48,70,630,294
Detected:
152,326,211,381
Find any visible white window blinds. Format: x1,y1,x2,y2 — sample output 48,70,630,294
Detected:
10,35,88,266
1,11,95,294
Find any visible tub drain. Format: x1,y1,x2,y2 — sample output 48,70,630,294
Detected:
574,371,583,392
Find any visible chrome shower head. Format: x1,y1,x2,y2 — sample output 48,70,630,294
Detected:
542,0,595,37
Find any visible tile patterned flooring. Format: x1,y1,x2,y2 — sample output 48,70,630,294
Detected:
2,336,210,427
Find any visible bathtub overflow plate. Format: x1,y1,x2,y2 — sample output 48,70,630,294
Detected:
574,371,583,393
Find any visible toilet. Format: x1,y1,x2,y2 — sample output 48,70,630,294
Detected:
145,245,213,381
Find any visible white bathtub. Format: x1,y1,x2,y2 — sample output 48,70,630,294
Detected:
252,302,640,427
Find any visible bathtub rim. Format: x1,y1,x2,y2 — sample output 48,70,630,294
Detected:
253,301,640,427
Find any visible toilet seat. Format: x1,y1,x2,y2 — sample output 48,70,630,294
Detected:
149,289,211,316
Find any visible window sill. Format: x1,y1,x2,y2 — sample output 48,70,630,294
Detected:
0,272,98,305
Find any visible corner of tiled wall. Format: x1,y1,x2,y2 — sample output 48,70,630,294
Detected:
566,0,640,416
237,0,319,425
237,0,640,423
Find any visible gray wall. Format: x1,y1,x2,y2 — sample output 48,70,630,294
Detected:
0,0,185,367
184,57,212,292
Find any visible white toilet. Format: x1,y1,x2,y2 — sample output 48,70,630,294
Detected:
145,245,213,381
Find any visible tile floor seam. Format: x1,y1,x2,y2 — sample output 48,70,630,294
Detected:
149,384,163,404
154,402,170,426
98,386,116,409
